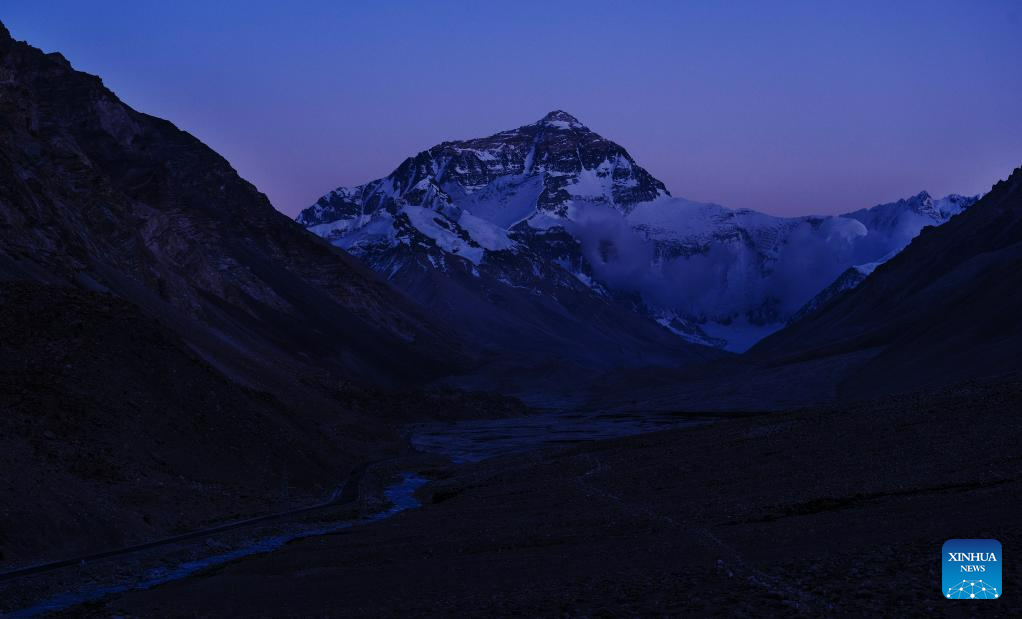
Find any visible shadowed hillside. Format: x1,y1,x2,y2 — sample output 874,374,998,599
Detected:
752,167,1022,397
0,20,497,568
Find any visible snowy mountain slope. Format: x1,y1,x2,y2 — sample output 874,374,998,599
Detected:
622,191,977,349
751,166,1022,398
785,193,976,325
788,262,876,326
299,111,977,352
298,110,667,228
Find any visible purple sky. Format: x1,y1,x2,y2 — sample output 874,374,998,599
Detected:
3,1,1021,217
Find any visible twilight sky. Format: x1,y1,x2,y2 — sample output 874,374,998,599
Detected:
3,1,1021,217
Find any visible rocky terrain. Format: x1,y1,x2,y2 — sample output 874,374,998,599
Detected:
753,166,1022,398
0,277,521,570
1,15,1019,617
0,20,464,387
0,281,373,567
303,111,724,400
0,20,511,571
568,166,1022,412
97,376,1022,617
298,112,976,353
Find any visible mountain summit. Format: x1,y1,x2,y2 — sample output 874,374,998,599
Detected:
299,116,977,353
299,108,668,230
539,109,585,127
299,114,714,398
541,109,579,121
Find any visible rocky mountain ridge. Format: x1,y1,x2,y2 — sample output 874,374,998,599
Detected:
0,22,466,385
299,112,977,351
753,166,1022,396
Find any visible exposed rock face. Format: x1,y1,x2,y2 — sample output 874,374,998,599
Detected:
298,110,667,229
788,266,871,325
298,113,977,352
298,112,723,400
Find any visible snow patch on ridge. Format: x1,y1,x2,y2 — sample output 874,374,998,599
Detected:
457,211,516,252
402,205,485,265
296,111,980,351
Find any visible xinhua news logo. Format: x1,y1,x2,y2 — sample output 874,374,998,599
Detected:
943,539,1001,600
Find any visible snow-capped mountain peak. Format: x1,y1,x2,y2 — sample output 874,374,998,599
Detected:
538,109,586,130
298,112,669,241
298,113,978,352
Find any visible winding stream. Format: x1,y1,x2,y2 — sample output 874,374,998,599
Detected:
7,475,428,619
9,409,715,617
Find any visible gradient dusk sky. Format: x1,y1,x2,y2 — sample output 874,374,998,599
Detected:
3,1,1021,217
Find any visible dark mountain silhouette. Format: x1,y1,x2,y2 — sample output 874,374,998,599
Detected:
752,166,1022,396
2,13,1019,592
0,21,465,388
0,20,506,567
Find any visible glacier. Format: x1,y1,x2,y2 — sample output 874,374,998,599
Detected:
298,111,978,352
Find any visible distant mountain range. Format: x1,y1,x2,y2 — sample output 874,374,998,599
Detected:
753,165,1022,397
2,16,1021,572
298,111,978,352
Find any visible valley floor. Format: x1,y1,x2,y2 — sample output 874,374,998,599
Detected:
92,377,1021,617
